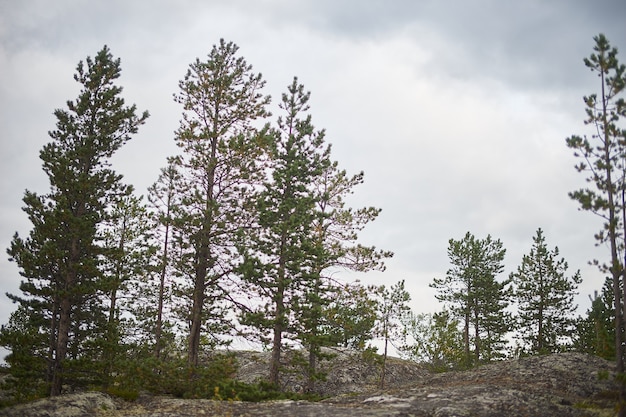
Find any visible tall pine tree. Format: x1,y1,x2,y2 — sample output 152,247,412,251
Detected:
294,150,393,391
566,33,626,375
240,78,327,386
3,46,148,396
171,39,271,367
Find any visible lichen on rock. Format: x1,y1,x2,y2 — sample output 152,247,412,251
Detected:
0,352,619,417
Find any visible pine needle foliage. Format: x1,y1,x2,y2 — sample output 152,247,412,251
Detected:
2,45,148,397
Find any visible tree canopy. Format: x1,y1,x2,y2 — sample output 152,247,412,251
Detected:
3,45,148,397
510,228,582,355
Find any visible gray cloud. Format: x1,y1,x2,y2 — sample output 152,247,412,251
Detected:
0,0,623,335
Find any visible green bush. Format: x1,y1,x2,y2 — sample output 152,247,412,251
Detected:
99,351,327,403
106,386,139,401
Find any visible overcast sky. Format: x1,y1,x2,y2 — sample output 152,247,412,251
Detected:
1,1,626,337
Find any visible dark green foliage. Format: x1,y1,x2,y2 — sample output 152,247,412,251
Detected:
239,77,329,386
240,77,391,390
292,131,391,391
104,353,323,402
0,305,49,404
1,39,393,403
2,45,148,397
100,193,157,386
431,232,510,367
574,277,616,360
511,228,582,355
323,281,378,350
111,354,238,399
145,163,181,360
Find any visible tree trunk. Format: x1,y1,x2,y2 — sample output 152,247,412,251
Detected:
307,346,317,393
380,325,388,389
269,286,284,386
474,310,480,365
51,237,80,396
155,206,171,360
51,296,71,396
464,310,470,367
537,265,544,353
188,246,207,368
47,294,59,387
269,226,289,386
598,67,625,417
188,133,218,369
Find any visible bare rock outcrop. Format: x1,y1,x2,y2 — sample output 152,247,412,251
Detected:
333,352,617,417
0,352,618,417
233,348,428,395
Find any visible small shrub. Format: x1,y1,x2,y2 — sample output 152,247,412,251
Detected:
106,386,139,402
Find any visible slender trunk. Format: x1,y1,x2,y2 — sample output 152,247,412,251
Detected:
51,296,71,396
270,230,287,386
599,69,623,375
188,133,218,368
474,309,480,365
621,180,626,370
269,283,284,386
155,202,171,360
47,293,59,387
188,238,208,368
307,345,317,393
51,237,80,396
464,275,472,368
269,167,294,387
464,310,470,367
380,320,388,389
105,217,127,384
537,265,544,353
108,290,117,328
306,271,323,393
537,307,543,353
597,67,626,417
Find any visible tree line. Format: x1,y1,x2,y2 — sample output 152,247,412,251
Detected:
0,40,393,402
0,34,623,406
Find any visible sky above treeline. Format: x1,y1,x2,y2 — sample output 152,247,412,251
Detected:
1,0,626,334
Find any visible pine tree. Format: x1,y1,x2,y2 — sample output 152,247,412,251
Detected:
431,232,510,367
322,281,378,350
510,228,582,355
566,33,626,373
294,150,392,391
3,45,148,396
574,277,616,360
100,192,156,382
145,163,182,360
375,279,411,388
239,77,327,386
171,39,271,367
400,310,465,372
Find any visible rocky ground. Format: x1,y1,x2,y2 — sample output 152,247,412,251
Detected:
0,351,619,417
